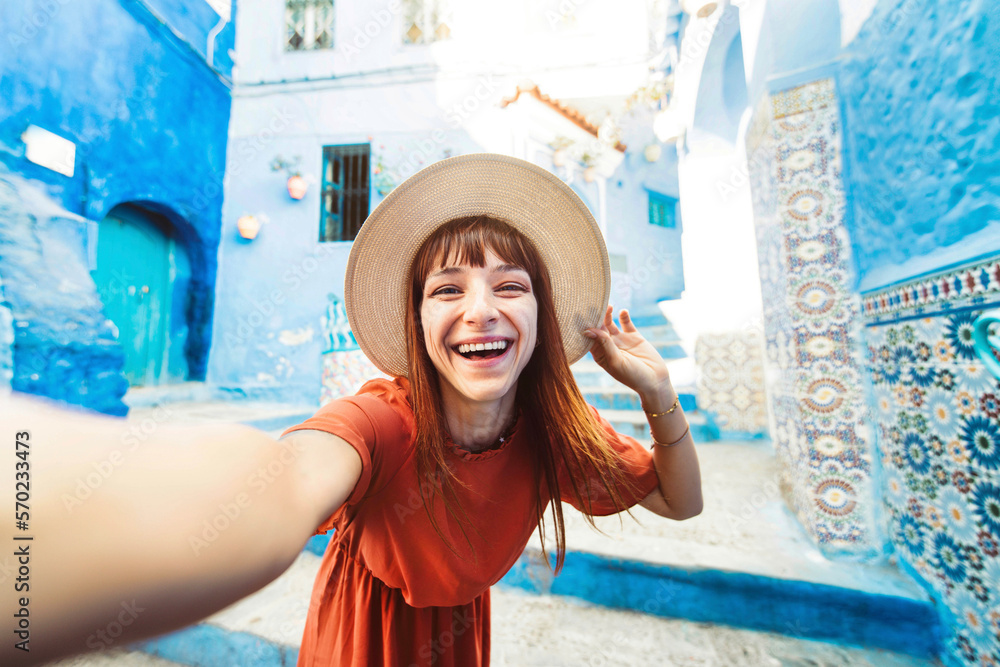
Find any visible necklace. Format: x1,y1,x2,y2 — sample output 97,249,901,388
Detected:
452,409,520,454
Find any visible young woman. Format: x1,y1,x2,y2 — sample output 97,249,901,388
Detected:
0,153,700,666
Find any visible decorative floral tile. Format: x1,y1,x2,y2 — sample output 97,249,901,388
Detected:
867,304,1000,664
694,331,770,435
750,78,879,555
776,136,831,184
784,228,844,272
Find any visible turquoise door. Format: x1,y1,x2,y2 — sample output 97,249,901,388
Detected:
92,206,173,387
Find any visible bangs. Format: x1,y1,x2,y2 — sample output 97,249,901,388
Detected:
412,216,540,286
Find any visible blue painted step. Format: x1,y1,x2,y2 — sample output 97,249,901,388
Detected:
580,388,698,413
600,408,719,443
133,624,298,667
499,548,941,659
572,360,719,442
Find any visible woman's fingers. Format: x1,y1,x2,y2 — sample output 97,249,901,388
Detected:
603,305,621,335
620,309,638,333
584,326,618,365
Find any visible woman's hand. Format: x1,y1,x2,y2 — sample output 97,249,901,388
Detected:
583,306,671,398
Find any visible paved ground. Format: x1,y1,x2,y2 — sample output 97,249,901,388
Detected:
36,397,940,666
42,557,937,667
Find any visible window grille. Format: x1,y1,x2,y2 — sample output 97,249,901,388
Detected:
401,0,453,45
648,191,678,228
321,144,370,242
286,0,335,51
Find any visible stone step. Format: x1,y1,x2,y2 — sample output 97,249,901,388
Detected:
132,549,938,666
571,360,693,389
502,441,940,660
499,547,940,660
600,408,719,443
632,325,683,345
127,397,317,434
578,386,699,413
652,341,688,359
123,381,217,407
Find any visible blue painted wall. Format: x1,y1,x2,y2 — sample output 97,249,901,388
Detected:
0,169,129,414
743,0,841,109
840,0,1000,291
0,0,234,412
0,272,14,390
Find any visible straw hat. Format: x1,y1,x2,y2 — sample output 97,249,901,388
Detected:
345,152,610,377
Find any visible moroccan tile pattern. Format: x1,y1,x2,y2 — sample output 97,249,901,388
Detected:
770,78,837,120
866,280,1000,665
863,257,1000,324
747,78,879,557
694,331,769,435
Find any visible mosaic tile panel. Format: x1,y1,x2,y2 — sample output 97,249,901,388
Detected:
771,78,837,119
320,349,387,405
694,331,769,436
866,279,1000,665
863,257,1000,324
747,78,880,557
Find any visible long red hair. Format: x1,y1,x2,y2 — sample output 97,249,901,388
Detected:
404,215,641,573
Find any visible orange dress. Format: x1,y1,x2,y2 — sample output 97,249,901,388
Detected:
281,377,659,666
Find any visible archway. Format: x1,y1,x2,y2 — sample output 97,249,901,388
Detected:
92,203,192,387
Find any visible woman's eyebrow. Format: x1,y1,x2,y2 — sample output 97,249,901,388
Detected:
428,266,465,279
427,263,527,279
489,263,529,276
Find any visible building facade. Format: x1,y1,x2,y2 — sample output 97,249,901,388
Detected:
211,0,688,404
0,0,235,413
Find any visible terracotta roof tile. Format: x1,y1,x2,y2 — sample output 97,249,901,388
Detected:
500,84,627,152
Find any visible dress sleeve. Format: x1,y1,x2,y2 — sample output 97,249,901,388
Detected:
280,378,411,534
558,404,661,516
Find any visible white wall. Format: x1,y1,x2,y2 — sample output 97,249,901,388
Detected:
658,2,763,385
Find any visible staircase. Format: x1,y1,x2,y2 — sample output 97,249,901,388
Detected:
572,308,720,442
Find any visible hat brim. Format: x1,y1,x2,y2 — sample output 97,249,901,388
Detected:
345,153,610,378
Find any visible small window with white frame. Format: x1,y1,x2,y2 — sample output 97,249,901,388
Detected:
401,0,453,45
285,0,335,51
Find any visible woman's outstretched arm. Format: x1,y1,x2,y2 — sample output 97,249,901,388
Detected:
0,391,360,666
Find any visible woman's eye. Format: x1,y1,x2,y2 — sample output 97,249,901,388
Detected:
499,283,528,292
431,286,460,296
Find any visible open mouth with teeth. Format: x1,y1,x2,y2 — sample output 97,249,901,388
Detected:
453,340,511,360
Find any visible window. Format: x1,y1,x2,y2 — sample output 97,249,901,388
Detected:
401,0,453,44
285,0,334,51
648,191,678,228
321,144,370,242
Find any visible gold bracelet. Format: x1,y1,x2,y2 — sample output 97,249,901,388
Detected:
649,425,690,449
643,395,680,418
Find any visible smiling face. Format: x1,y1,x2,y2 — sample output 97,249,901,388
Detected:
419,248,538,406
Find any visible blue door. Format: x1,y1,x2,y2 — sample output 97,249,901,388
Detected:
92,206,174,387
